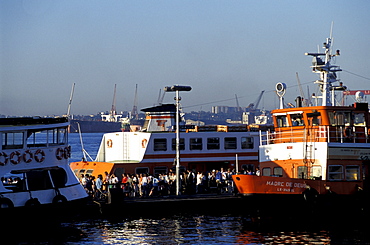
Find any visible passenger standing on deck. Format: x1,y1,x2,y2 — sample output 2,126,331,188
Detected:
109,174,119,189
149,175,159,197
103,171,110,191
255,167,261,176
215,170,223,194
95,174,103,199
80,174,87,189
186,170,195,194
121,174,128,188
141,173,148,197
225,169,234,193
196,172,203,194
132,174,138,197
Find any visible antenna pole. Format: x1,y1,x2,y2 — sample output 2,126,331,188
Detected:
67,83,75,118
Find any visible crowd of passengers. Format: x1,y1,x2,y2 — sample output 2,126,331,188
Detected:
79,167,260,200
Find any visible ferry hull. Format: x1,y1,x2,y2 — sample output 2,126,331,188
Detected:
232,174,364,196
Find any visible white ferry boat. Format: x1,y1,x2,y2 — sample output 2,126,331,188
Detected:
0,117,88,208
70,104,270,178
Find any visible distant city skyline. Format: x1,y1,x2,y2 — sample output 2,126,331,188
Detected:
1,1,370,116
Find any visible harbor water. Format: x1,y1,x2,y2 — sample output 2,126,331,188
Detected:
38,133,366,244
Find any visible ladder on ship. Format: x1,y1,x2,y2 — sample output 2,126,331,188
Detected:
123,133,130,161
303,127,316,178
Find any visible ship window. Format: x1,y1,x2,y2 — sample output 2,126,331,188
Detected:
48,128,67,145
154,166,168,175
262,168,271,176
27,130,47,147
207,137,220,150
26,169,53,191
276,115,289,127
328,165,343,180
154,138,167,151
273,167,283,177
114,168,125,178
290,114,304,126
335,112,351,126
354,113,365,126
171,138,185,151
1,173,25,192
346,166,360,180
2,132,24,149
135,167,149,175
77,169,86,178
224,137,237,149
50,168,67,188
190,138,203,150
328,112,335,126
310,166,322,179
241,137,254,149
297,166,308,179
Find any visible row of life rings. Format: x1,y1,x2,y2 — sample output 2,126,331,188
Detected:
56,146,71,160
0,149,46,166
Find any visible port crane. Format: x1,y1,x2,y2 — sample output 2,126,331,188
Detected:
101,84,122,122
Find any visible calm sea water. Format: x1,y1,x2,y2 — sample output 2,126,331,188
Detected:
61,133,369,244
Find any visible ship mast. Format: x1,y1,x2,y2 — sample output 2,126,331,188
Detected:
305,26,343,106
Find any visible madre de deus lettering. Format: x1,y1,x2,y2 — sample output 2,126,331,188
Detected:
266,180,306,189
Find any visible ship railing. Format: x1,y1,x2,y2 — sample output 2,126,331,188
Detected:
260,126,369,145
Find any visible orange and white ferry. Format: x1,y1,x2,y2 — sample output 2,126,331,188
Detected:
70,104,270,178
233,32,369,202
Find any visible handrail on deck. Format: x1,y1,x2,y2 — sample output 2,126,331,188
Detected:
260,126,369,145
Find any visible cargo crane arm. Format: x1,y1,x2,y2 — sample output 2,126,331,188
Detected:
254,90,265,109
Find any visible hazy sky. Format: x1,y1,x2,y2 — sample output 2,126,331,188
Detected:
1,0,370,116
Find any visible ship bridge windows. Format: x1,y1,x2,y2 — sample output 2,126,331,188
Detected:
289,113,304,126
190,138,203,150
276,115,289,127
329,112,351,126
224,137,237,149
307,112,321,126
241,137,254,149
2,132,24,149
354,113,366,126
172,138,185,151
207,137,220,150
154,138,167,151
